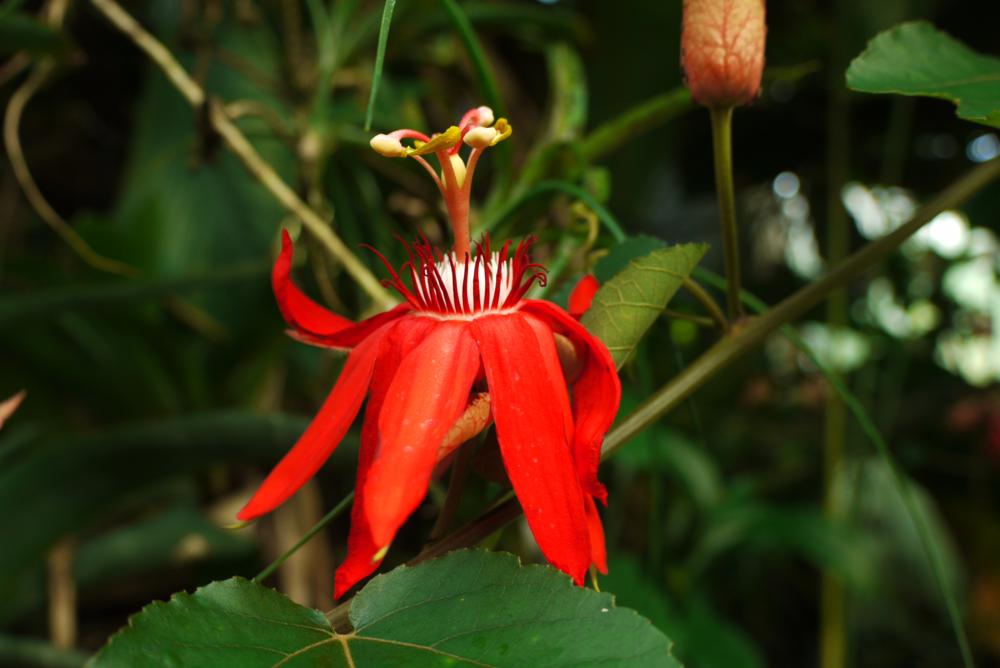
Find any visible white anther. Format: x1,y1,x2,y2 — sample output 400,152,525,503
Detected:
370,133,406,157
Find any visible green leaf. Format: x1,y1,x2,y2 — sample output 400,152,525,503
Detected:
847,21,1000,128
582,244,708,368
593,235,667,283
93,550,681,667
0,11,69,56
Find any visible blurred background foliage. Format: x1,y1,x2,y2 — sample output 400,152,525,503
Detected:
1,0,999,666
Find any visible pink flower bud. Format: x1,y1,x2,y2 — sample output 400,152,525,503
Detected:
681,0,766,108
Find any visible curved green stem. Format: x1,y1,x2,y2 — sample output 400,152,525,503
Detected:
709,106,743,320
253,492,354,583
682,277,728,331
483,180,626,242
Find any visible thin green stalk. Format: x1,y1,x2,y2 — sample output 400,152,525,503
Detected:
822,4,851,661
253,492,354,583
363,0,396,130
428,445,474,542
682,276,728,331
709,106,743,320
483,180,626,242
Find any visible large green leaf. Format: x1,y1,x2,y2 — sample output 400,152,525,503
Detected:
582,243,708,368
846,21,1000,128
93,550,681,667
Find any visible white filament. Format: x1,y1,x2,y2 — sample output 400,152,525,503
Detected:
415,253,515,311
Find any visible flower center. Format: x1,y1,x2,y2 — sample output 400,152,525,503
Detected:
369,236,547,316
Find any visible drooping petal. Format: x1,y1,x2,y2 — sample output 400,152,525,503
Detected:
273,230,353,336
273,229,411,349
522,314,574,443
237,322,394,522
584,494,608,574
471,313,591,584
334,317,434,598
523,300,621,505
286,304,412,350
362,321,481,548
568,274,599,319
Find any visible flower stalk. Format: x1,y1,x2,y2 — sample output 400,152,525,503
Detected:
709,106,743,322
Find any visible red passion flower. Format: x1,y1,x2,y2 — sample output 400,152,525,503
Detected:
238,107,621,598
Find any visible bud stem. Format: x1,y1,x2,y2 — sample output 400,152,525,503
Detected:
709,106,743,322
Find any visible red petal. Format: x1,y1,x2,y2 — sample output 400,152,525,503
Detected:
471,313,591,584
584,494,608,574
568,274,599,319
523,300,621,505
362,321,481,548
273,229,411,349
273,230,352,336
286,304,412,350
334,317,434,598
237,322,393,521
522,314,574,442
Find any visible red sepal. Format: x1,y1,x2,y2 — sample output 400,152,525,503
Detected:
568,274,599,319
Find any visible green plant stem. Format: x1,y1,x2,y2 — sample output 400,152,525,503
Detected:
363,0,396,130
428,445,474,543
821,6,851,664
253,492,354,583
709,106,743,321
483,180,626,241
682,277,728,331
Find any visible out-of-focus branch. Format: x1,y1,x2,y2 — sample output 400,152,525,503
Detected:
47,539,76,650
4,58,137,276
88,0,396,309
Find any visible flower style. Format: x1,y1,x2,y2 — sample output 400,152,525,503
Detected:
238,107,621,598
681,0,767,108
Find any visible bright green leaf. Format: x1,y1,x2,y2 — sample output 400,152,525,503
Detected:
847,21,1000,128
93,550,682,667
582,243,708,368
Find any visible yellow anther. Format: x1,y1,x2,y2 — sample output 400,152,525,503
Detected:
463,126,498,149
372,545,389,563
